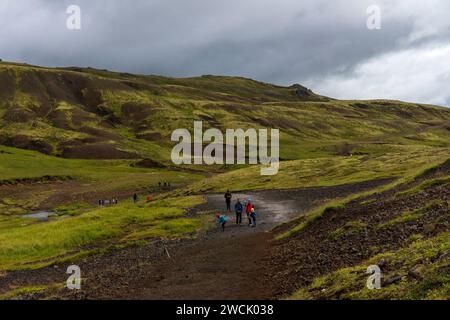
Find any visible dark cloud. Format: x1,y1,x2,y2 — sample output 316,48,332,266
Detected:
1,0,449,105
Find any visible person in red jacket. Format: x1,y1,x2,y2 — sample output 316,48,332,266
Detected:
245,200,253,226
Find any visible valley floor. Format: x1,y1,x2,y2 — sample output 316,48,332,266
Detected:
0,158,448,300
0,179,390,299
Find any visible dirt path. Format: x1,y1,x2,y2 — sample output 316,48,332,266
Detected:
0,179,392,300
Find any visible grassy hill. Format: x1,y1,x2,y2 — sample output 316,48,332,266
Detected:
1,61,449,165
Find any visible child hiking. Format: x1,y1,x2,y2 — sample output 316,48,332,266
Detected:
250,207,257,227
216,213,229,231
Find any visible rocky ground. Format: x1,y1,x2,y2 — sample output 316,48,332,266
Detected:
270,162,450,298
0,178,391,299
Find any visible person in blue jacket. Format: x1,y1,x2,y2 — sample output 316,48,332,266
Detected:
234,199,243,225
216,213,229,231
250,207,257,227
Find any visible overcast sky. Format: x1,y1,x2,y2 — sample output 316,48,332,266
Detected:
1,0,449,106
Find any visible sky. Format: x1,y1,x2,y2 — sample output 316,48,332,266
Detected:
0,0,449,106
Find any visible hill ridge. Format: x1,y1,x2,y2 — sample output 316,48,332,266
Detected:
0,61,449,163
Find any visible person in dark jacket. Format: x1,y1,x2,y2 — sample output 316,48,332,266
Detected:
224,190,232,211
133,193,138,203
234,199,243,225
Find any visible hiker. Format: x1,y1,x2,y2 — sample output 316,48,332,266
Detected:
224,190,232,211
234,199,243,225
216,213,228,231
98,199,102,206
133,193,138,203
113,198,118,205
158,181,161,188
246,200,253,226
250,207,257,227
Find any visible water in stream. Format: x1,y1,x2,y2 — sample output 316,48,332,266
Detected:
23,210,56,221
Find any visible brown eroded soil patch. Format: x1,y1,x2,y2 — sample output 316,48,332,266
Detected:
61,142,139,159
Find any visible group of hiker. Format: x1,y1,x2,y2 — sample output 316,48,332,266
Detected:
132,181,172,204
115,190,256,233
98,198,118,206
217,190,257,231
158,181,171,190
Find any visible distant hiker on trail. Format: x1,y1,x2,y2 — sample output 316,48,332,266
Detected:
158,182,161,188
234,199,243,225
216,213,229,231
250,207,257,227
133,193,138,203
224,190,232,211
246,200,253,226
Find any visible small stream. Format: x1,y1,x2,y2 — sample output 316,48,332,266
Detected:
23,210,57,222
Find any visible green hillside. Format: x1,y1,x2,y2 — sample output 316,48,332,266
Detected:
1,61,449,165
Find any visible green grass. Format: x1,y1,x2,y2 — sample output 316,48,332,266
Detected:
0,145,205,216
377,211,424,229
289,232,450,300
0,195,205,271
176,147,450,194
124,218,202,240
0,284,59,300
396,176,450,198
0,145,202,184
328,220,367,240
376,199,443,229
276,157,450,240
54,202,92,217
